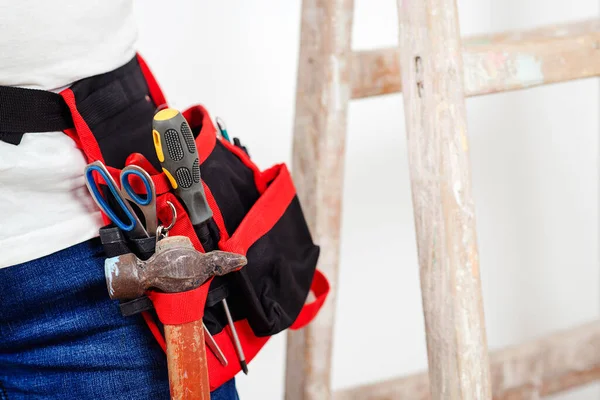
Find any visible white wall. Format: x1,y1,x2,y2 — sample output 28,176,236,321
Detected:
134,1,600,398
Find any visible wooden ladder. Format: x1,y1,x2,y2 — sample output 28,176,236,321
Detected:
285,0,600,399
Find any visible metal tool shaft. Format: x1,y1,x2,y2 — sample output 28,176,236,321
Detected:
222,298,248,374
204,322,228,367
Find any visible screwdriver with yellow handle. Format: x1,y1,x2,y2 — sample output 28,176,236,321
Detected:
152,108,249,375
152,108,213,245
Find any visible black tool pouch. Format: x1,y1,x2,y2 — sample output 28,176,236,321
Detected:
97,103,321,338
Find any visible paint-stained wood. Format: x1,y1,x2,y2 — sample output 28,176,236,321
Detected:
351,47,402,99
334,320,600,400
165,320,210,400
396,0,492,398
285,0,354,399
351,18,600,98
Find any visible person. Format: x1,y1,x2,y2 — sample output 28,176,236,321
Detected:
0,1,239,398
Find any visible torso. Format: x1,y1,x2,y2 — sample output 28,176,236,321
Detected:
0,0,138,268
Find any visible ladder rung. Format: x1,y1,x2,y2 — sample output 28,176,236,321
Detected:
351,18,600,99
334,319,600,399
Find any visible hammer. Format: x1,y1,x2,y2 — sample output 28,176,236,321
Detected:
105,236,247,399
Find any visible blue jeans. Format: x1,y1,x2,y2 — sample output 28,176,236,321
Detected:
0,238,239,400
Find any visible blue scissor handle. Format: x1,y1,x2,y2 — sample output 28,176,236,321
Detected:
85,164,138,232
120,168,154,206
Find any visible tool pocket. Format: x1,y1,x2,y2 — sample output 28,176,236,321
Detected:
217,163,320,336
179,105,321,337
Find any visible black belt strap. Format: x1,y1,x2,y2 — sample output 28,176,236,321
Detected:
0,86,74,145
0,56,145,146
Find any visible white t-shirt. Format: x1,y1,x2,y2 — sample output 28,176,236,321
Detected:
0,0,138,268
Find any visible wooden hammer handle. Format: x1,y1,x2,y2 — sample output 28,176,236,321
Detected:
164,319,211,400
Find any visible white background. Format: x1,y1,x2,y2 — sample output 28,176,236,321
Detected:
134,1,600,399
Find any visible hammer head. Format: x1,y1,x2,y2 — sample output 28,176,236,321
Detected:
105,236,247,300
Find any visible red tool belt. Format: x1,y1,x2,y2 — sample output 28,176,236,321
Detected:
0,55,329,390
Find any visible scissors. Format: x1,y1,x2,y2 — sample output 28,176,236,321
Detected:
84,161,158,238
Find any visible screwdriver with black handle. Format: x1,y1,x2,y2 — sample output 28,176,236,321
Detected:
152,108,248,374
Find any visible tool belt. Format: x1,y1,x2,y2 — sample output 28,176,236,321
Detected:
0,55,329,390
